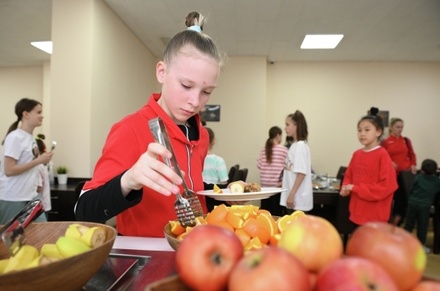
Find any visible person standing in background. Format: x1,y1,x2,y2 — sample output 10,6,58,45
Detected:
258,126,288,216
284,136,294,149
381,117,417,225
0,98,53,224
203,127,228,211
35,134,52,217
404,159,440,253
281,111,313,212
340,113,398,228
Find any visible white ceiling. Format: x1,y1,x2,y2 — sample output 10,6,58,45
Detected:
1,0,440,67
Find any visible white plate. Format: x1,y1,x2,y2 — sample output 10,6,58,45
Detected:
197,187,287,201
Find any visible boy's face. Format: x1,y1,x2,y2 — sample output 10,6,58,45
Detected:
156,46,220,124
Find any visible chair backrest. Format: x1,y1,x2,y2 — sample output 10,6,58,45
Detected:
238,168,248,182
336,166,347,180
228,164,240,183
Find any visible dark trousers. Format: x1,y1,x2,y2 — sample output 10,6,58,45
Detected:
404,203,431,245
203,183,225,212
392,174,408,224
260,193,287,216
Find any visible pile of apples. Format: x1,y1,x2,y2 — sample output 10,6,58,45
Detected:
174,210,440,291
0,223,106,274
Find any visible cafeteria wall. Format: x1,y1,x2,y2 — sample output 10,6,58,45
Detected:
206,60,440,183
1,0,158,177
48,0,158,176
1,0,439,184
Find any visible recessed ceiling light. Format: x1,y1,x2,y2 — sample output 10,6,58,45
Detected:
301,34,344,49
31,41,53,54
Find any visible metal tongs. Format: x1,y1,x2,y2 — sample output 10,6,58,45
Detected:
149,117,204,227
0,200,44,256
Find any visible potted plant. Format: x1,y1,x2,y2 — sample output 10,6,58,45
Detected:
56,166,68,185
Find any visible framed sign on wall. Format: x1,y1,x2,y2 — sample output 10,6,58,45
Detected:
201,105,221,122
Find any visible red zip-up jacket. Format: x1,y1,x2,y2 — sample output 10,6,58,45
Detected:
381,135,416,172
76,94,208,237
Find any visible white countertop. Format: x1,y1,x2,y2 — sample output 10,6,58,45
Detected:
113,236,174,252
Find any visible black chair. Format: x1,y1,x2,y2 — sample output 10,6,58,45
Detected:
399,170,416,199
237,168,248,182
227,164,240,183
336,166,347,180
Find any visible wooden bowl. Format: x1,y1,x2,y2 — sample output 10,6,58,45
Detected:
164,222,181,251
0,221,117,291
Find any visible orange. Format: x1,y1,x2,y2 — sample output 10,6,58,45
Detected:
257,209,271,216
242,217,270,244
269,233,282,246
169,220,186,236
177,231,188,240
230,204,257,215
291,210,306,219
228,208,252,220
206,204,228,223
213,184,223,193
256,213,278,236
234,228,251,247
209,220,235,233
277,214,297,233
195,216,207,225
244,237,264,251
226,211,245,229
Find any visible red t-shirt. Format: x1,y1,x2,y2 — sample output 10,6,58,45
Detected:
381,135,416,172
343,146,398,225
83,94,208,237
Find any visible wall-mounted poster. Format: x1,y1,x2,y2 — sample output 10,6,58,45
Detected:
367,108,389,127
201,105,221,122
377,110,389,127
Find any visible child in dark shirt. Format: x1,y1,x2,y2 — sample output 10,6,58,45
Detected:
404,159,440,253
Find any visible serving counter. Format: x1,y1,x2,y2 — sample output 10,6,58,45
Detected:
86,237,176,290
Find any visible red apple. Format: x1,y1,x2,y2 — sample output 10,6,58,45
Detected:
411,281,440,291
315,257,399,291
346,222,427,291
228,246,311,291
175,225,243,291
278,215,343,272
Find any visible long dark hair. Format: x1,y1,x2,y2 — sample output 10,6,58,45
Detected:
2,98,41,145
287,110,308,141
36,134,47,154
265,126,282,164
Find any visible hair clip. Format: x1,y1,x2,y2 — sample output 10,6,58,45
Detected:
187,25,202,33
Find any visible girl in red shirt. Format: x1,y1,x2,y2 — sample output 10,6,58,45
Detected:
340,114,398,226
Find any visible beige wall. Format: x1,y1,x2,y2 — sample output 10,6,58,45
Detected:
0,66,44,141
206,60,440,183
49,0,158,176
1,0,439,184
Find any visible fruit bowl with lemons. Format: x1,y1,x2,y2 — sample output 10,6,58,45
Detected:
0,221,117,291
164,204,306,251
